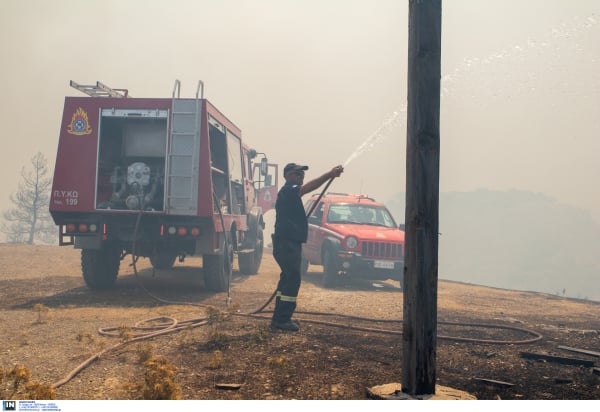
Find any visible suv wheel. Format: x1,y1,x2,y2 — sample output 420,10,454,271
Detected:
322,248,340,288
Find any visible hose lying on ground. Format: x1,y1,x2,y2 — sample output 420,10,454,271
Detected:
51,268,543,389
51,209,542,389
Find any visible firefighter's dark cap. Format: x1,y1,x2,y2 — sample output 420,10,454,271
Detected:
284,163,309,176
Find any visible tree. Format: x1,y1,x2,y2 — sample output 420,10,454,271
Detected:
1,152,55,244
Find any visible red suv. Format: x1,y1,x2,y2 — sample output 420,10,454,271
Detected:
302,193,405,288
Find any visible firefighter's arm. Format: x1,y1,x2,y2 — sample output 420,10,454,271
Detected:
300,165,344,197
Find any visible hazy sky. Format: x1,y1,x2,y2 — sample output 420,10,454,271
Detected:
1,0,598,236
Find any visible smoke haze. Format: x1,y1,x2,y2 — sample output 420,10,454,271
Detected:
0,1,598,298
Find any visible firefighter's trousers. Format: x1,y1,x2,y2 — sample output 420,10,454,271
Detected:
271,236,302,324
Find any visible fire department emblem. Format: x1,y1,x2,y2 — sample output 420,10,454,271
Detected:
67,107,92,135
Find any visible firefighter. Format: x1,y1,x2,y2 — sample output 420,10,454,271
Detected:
271,162,344,331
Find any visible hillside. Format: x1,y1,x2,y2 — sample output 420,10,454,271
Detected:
386,189,600,302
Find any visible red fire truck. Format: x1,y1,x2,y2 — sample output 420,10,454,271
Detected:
49,80,278,292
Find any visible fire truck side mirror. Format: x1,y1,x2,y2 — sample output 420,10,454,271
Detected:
260,157,268,176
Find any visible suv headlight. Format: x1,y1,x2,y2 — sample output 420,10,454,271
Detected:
346,236,358,249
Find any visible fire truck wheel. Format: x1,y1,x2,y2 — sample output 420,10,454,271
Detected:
81,242,121,289
203,239,232,292
239,228,264,275
322,248,341,289
149,252,177,270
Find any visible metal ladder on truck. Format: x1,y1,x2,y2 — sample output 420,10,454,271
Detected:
165,80,203,215
69,80,129,98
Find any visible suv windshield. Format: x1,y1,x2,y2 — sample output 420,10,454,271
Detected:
326,204,396,228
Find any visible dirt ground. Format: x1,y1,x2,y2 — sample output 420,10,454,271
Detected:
0,243,599,400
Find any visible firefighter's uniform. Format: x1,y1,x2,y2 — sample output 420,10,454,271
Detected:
271,178,308,328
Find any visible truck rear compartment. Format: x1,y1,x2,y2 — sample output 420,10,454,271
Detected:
96,112,168,212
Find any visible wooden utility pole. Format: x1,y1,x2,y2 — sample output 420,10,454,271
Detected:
402,0,442,396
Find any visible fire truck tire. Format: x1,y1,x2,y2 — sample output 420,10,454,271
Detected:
81,243,121,290
203,239,232,292
238,228,264,275
322,248,340,288
149,252,177,270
